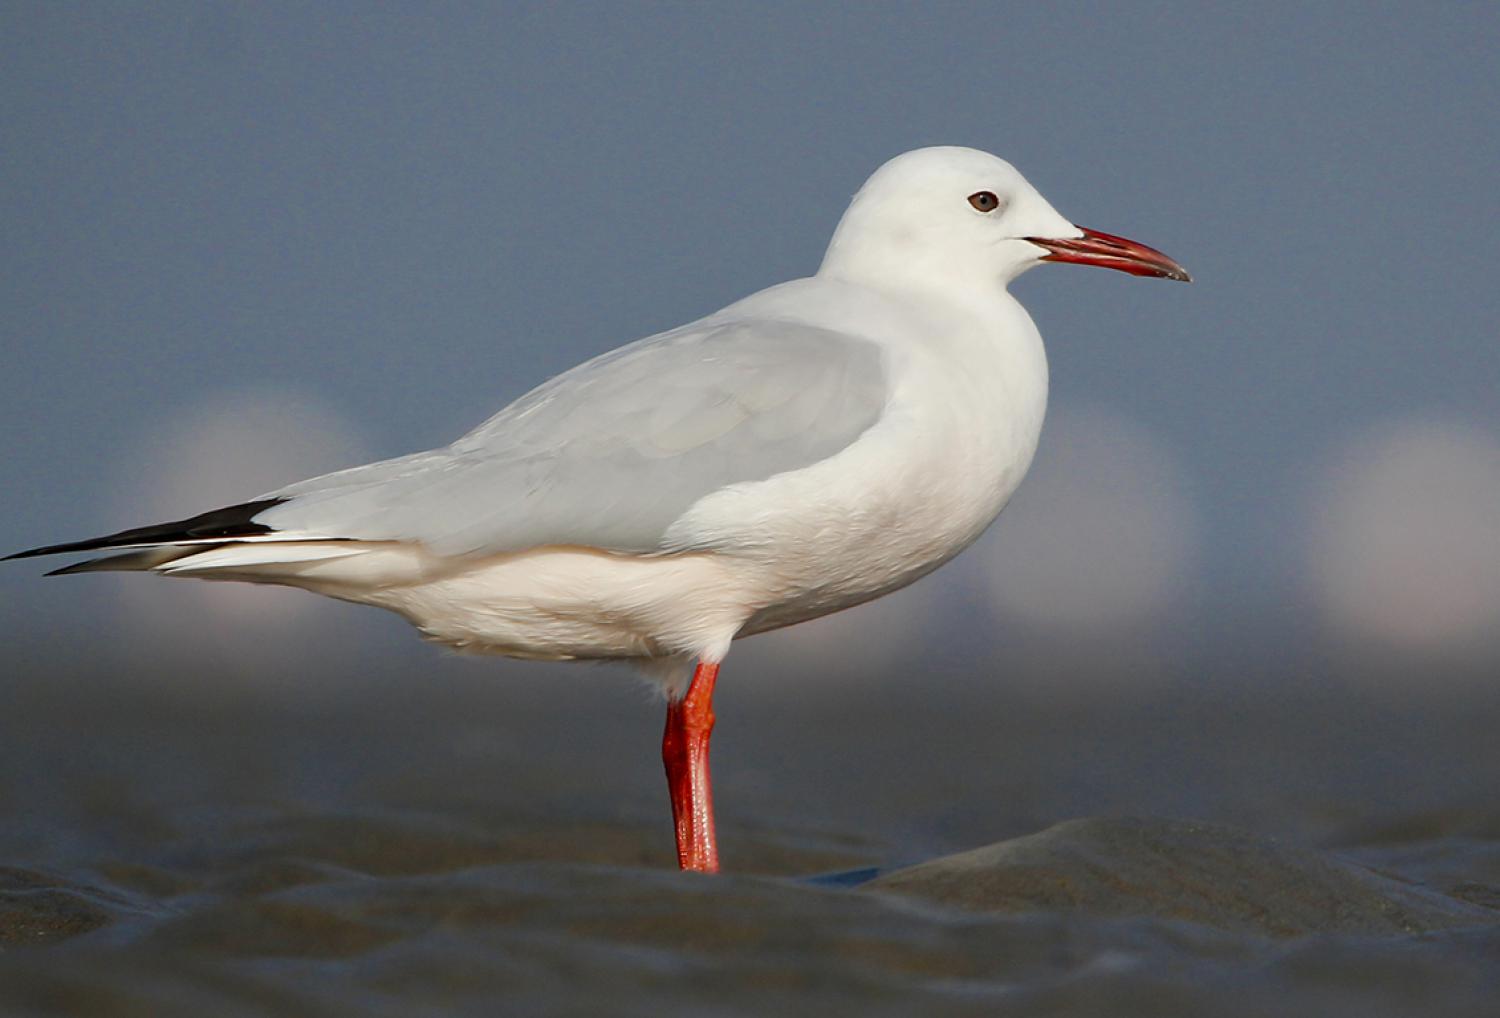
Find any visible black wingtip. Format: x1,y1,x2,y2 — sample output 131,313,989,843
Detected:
6,544,83,562
6,497,287,563
43,561,88,577
6,544,78,562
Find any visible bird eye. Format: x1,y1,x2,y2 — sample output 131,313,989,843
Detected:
967,191,1001,213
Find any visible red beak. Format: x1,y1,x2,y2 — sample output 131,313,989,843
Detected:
1026,226,1191,282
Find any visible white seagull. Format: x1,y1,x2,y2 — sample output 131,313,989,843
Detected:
8,147,1189,873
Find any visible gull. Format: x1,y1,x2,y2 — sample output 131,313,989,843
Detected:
7,147,1189,873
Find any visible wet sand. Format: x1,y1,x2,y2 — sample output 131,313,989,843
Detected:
2,656,1498,1015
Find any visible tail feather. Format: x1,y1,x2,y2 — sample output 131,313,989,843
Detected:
35,539,387,586
155,542,366,574
8,496,410,587
44,546,216,576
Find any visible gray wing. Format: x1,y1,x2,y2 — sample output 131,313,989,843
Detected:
254,317,888,556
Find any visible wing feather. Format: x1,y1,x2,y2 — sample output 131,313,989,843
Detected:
254,316,888,556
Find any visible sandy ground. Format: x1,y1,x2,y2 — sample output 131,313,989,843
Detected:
1,650,1498,1015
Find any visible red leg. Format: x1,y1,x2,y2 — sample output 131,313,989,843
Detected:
661,661,720,873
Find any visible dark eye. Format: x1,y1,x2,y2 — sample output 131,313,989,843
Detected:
967,190,1001,213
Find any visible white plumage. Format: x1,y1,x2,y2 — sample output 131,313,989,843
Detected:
12,146,1188,696
9,145,1189,871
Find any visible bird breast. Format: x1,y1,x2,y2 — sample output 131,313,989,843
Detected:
677,291,1050,635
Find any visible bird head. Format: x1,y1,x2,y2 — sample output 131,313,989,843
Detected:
819,146,1189,293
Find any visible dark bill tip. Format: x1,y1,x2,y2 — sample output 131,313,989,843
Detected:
1026,226,1191,282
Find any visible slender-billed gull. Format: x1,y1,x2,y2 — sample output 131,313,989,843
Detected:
8,147,1189,872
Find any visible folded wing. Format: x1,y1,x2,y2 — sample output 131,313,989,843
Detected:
253,317,889,557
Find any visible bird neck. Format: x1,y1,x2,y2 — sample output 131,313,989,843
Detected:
816,248,1028,337
817,219,1038,306
819,234,985,299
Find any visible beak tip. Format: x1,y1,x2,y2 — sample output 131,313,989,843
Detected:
1030,226,1191,284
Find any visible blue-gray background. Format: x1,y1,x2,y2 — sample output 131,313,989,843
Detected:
2,3,1497,798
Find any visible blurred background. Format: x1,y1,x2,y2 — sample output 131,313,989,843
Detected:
1,3,1498,865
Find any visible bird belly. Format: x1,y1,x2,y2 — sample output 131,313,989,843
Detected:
729,438,1020,637
307,544,772,663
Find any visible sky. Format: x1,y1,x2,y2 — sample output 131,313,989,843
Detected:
2,2,1497,703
